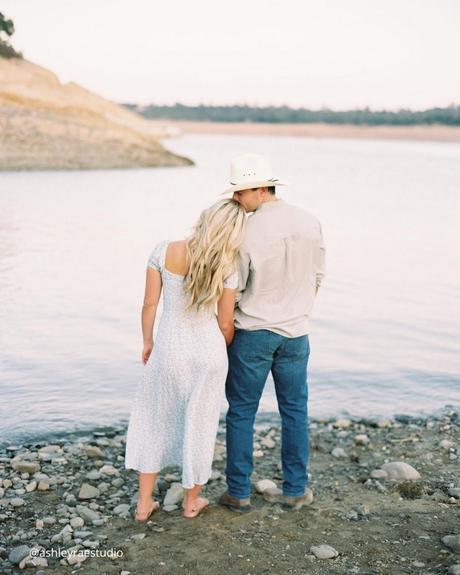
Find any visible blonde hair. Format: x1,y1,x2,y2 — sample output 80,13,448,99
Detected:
184,199,246,310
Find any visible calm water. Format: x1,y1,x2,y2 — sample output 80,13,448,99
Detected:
1,134,459,445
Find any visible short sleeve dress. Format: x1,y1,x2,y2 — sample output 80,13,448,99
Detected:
124,240,238,488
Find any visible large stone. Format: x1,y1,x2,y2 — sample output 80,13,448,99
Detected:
99,464,119,476
442,534,460,554
370,469,388,479
70,517,84,528
113,503,131,516
78,483,100,500
76,505,101,523
84,445,104,459
310,544,339,559
381,462,420,480
163,483,183,506
439,439,455,450
354,434,370,445
255,479,277,494
11,460,40,474
333,419,352,429
8,545,30,565
331,447,347,459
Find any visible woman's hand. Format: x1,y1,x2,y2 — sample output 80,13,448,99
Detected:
142,341,153,364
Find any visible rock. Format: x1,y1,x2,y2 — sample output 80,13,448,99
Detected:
261,436,276,449
253,450,264,458
36,519,44,529
448,488,460,499
334,419,352,429
113,503,130,516
74,530,93,538
43,516,56,525
448,565,460,575
78,483,100,500
310,544,339,559
70,517,84,528
163,483,183,506
377,418,393,428
163,504,179,512
82,539,99,549
8,545,30,565
263,487,283,503
440,439,455,449
331,447,347,459
442,534,460,554
381,462,420,480
84,445,104,459
131,533,146,541
354,434,370,445
21,556,48,569
67,552,88,566
39,444,61,454
85,470,101,480
37,481,50,491
76,505,101,523
255,479,277,494
25,480,37,493
11,460,40,474
99,464,119,476
370,469,388,479
10,497,25,507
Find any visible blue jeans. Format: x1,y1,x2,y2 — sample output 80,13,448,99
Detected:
225,329,310,498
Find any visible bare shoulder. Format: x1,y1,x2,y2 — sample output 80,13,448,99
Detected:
165,240,188,274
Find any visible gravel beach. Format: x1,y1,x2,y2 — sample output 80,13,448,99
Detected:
1,409,459,574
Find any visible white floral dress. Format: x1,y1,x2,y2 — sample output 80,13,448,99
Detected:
124,240,237,488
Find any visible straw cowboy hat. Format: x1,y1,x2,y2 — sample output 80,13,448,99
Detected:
222,153,289,195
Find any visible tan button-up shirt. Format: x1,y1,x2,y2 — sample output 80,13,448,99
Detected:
234,199,325,337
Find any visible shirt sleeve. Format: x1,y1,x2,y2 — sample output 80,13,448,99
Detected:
315,224,326,289
223,269,238,289
236,247,251,302
147,241,166,272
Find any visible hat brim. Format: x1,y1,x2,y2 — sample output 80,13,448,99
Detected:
221,179,289,196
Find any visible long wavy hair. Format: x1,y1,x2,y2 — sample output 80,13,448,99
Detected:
184,199,246,310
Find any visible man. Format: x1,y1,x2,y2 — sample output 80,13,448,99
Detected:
218,153,326,512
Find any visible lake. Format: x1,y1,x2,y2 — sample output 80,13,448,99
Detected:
1,133,459,446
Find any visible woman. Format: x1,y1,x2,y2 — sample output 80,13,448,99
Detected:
125,199,246,520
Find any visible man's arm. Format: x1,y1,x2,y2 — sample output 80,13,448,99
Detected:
315,223,326,294
236,247,251,304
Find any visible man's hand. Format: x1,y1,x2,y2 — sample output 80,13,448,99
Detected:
142,341,153,364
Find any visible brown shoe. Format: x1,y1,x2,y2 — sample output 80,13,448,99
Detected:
283,488,314,510
218,491,252,513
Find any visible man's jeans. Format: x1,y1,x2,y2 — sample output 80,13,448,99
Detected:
225,329,310,499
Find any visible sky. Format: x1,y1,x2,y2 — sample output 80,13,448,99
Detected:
2,0,460,110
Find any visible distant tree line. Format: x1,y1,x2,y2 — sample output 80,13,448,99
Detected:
125,102,460,126
0,13,22,58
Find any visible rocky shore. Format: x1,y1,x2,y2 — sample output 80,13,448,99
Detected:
1,409,459,575
0,57,192,170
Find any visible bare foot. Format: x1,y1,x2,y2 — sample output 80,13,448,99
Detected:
183,496,209,518
134,499,160,522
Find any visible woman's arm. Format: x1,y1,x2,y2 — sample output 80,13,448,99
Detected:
217,288,236,346
141,268,163,364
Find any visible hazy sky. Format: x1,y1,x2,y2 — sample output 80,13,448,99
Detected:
3,0,460,109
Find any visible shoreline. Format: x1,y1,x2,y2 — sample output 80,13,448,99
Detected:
150,119,460,143
1,410,459,574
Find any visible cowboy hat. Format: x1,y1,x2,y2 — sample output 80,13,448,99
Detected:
222,153,289,195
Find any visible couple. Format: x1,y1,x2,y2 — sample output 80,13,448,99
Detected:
124,153,326,520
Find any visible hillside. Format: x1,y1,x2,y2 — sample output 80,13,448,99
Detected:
0,57,192,170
